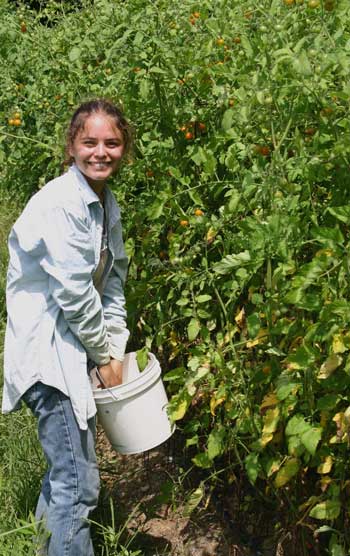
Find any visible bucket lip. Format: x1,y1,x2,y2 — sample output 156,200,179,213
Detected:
92,352,162,402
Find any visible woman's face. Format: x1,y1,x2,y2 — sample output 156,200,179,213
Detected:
69,113,124,191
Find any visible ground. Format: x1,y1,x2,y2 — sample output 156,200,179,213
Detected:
94,427,306,556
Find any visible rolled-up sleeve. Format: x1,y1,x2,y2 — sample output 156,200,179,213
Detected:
39,205,111,366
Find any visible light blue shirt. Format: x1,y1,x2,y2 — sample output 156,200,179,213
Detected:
2,165,129,429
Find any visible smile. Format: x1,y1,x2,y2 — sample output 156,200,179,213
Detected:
88,162,111,169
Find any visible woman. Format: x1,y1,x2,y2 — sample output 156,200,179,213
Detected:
2,98,132,555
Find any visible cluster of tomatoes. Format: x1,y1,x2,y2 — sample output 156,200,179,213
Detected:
179,121,207,141
8,112,22,126
284,0,335,9
189,11,200,25
180,209,204,227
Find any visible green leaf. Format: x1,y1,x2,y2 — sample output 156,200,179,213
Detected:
317,394,340,411
191,147,216,175
287,435,305,457
168,391,191,422
212,251,251,275
328,206,350,224
139,79,150,99
183,485,204,516
293,50,312,76
195,294,212,303
309,500,341,521
207,428,225,460
286,345,315,370
247,313,261,339
221,109,234,131
187,318,200,341
149,65,167,74
285,415,310,437
245,452,259,484
301,427,322,456
136,347,149,372
241,36,253,58
274,458,300,488
192,452,212,469
330,542,345,556
163,367,184,382
69,46,81,62
276,376,299,401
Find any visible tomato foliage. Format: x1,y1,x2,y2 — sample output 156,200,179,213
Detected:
1,0,350,551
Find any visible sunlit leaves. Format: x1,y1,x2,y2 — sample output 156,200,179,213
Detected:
274,458,300,488
309,500,341,521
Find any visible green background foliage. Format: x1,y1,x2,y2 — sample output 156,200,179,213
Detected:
1,0,350,553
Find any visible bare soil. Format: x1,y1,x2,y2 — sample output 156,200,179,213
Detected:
95,428,274,556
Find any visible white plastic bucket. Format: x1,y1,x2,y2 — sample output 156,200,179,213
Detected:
91,352,174,454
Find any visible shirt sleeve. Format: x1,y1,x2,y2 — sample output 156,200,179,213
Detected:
102,219,130,361
39,204,111,366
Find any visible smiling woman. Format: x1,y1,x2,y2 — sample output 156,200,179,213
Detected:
69,114,125,198
2,98,133,556
65,99,132,198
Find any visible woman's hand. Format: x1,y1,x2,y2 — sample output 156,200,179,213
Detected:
97,359,123,388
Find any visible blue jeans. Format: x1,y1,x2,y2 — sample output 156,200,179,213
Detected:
22,382,100,556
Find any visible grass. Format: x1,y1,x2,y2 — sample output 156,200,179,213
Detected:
0,195,45,553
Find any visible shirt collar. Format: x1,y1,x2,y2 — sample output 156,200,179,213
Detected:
69,164,121,227
69,164,100,206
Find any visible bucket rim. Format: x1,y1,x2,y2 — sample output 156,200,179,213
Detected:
92,352,162,403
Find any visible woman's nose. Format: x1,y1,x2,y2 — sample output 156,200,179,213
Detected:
95,143,106,157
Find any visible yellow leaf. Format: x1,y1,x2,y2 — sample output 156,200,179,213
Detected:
260,392,279,410
318,354,343,379
171,399,188,421
246,328,268,348
210,394,226,416
262,407,280,433
317,456,333,475
261,433,274,447
261,407,280,445
316,248,334,257
206,226,217,243
332,334,347,354
344,406,350,425
235,307,245,328
331,412,347,443
274,458,300,488
332,412,344,425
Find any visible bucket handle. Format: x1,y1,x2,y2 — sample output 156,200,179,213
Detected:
95,368,121,402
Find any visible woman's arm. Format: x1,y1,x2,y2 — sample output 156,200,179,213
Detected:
38,204,112,366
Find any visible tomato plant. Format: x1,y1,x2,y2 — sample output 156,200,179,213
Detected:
1,0,350,552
